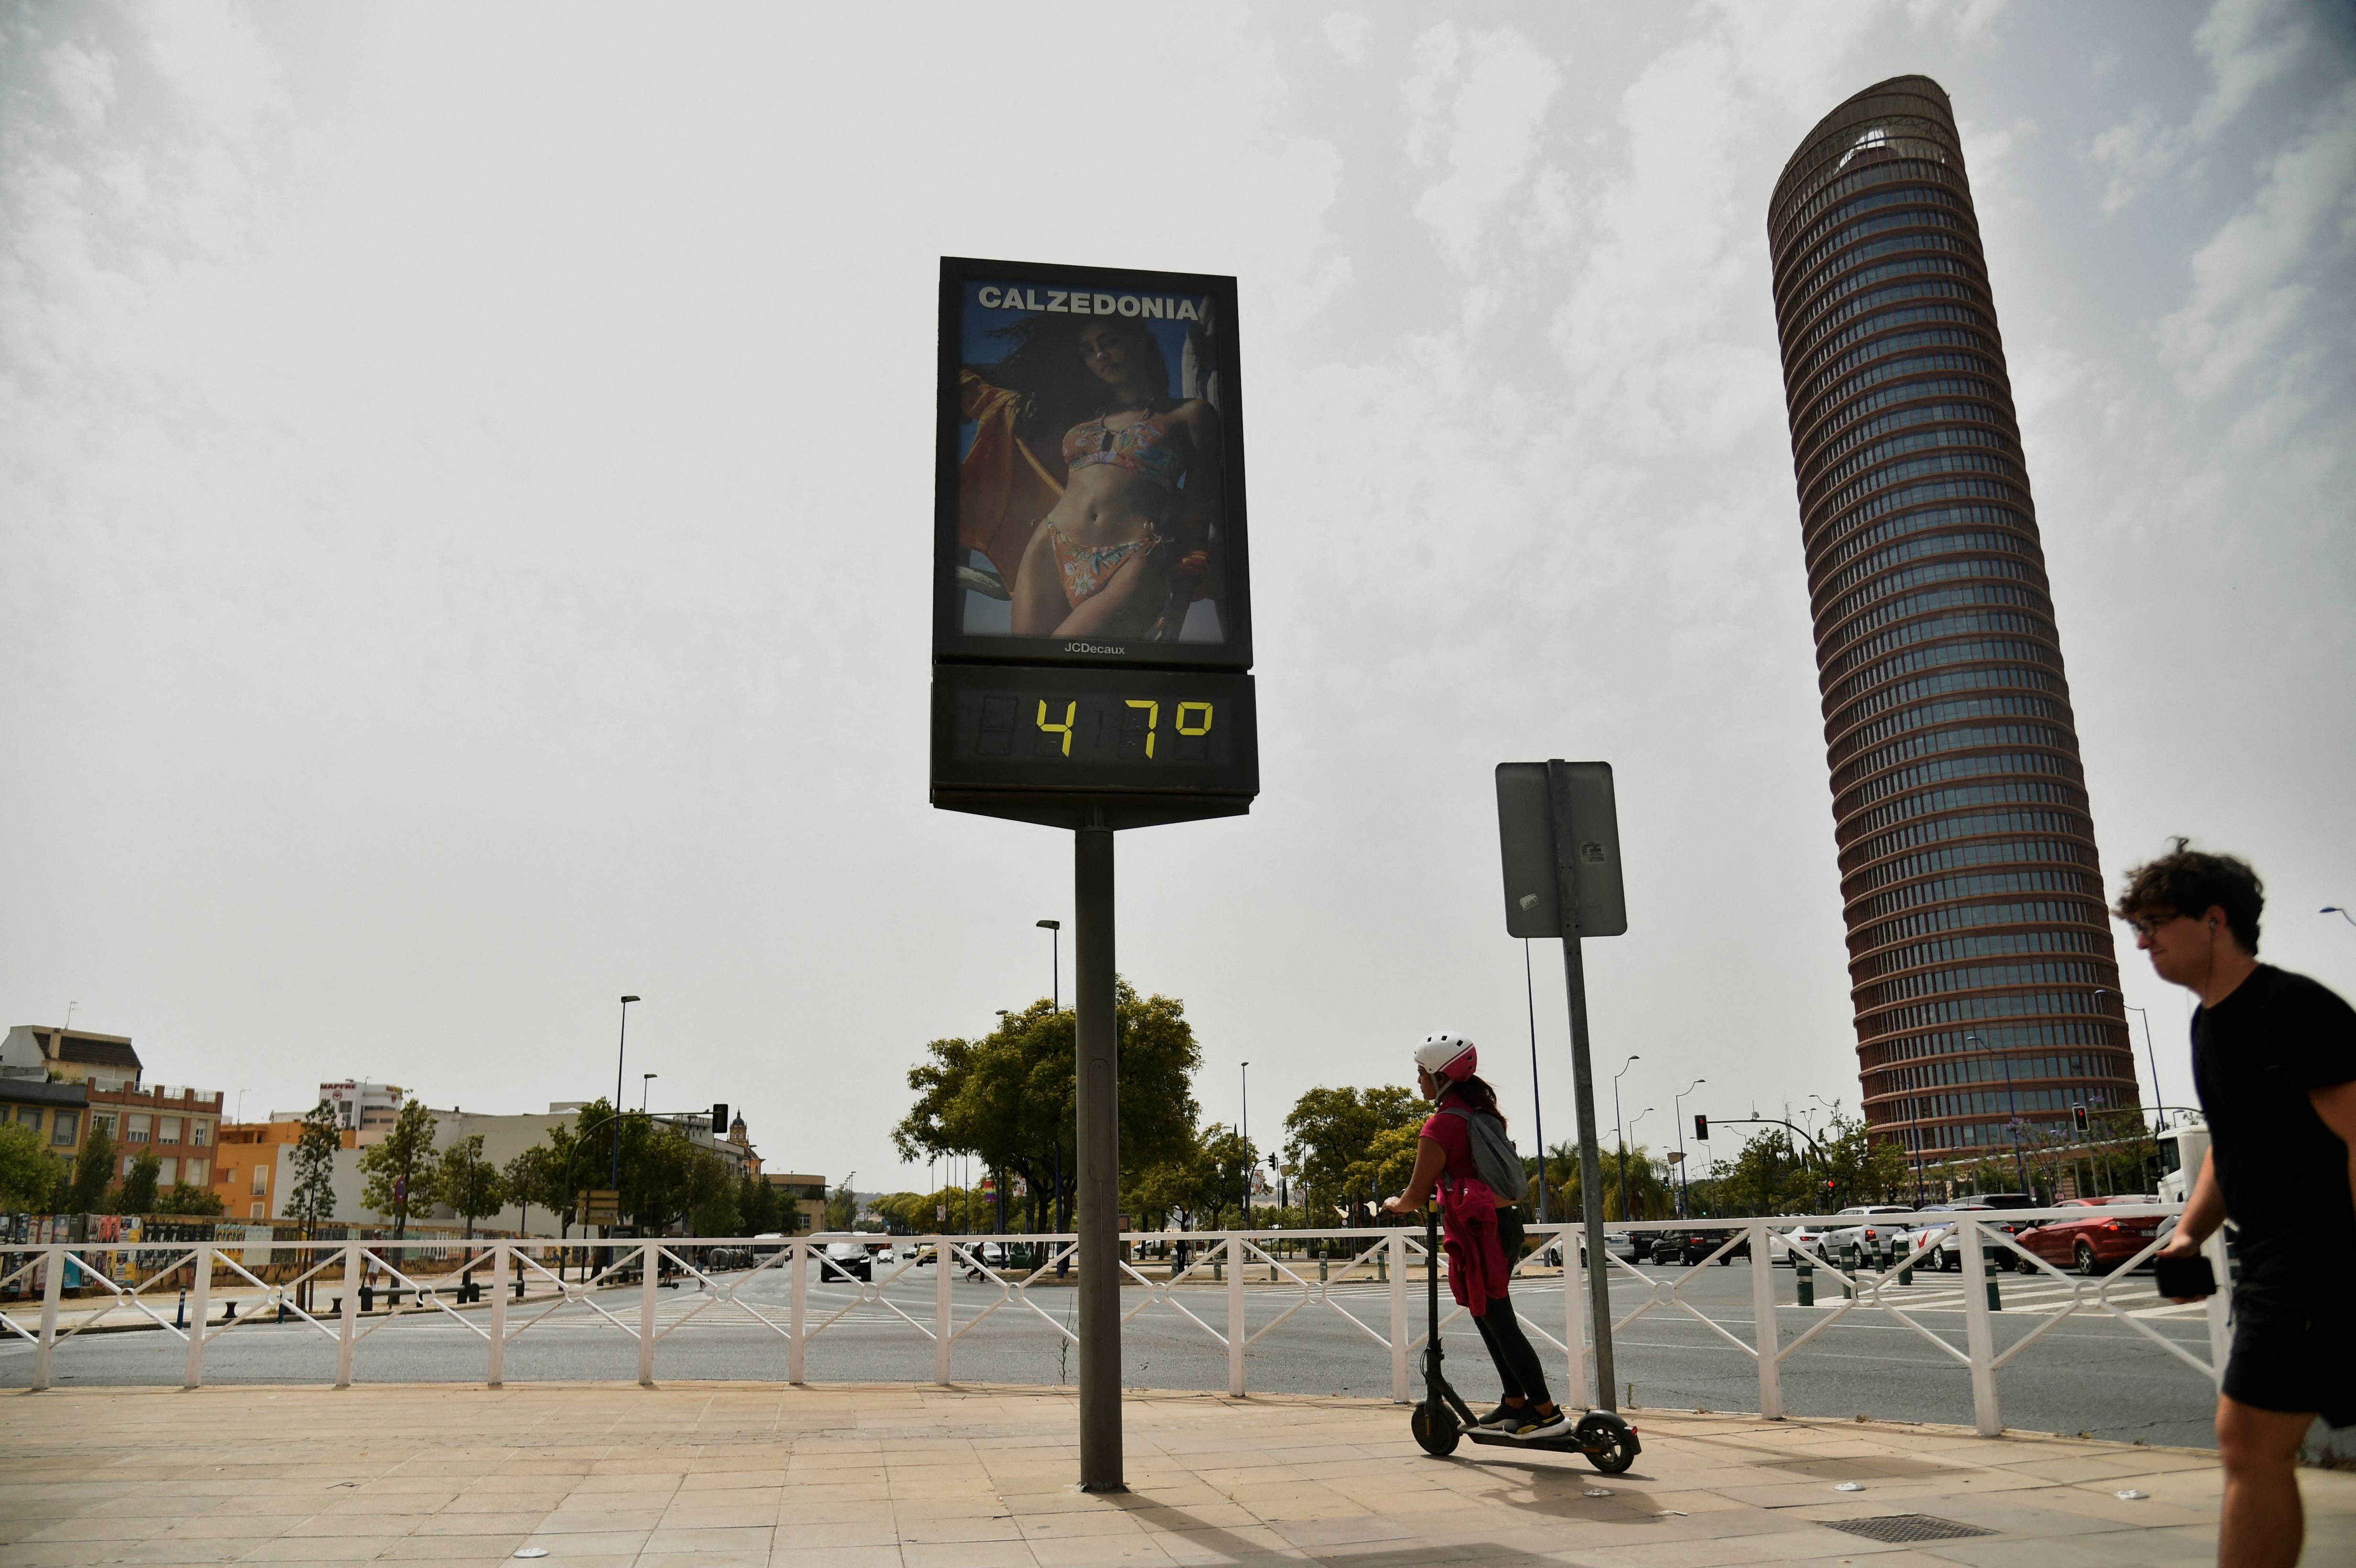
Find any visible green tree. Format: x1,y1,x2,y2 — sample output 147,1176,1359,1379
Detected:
1283,1084,1423,1224
1597,1143,1671,1220
502,1144,564,1235
1815,1113,1912,1208
119,1149,163,1213
67,1124,116,1213
287,1100,341,1237
825,1176,859,1231
869,1191,930,1234
358,1100,439,1237
154,1181,225,1216
735,1172,785,1234
894,980,1203,1238
0,1122,58,1211
435,1133,505,1239
1715,1126,1814,1216
687,1175,740,1239
608,1119,733,1235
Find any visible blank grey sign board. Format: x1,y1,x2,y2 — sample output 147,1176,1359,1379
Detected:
1495,761,1627,938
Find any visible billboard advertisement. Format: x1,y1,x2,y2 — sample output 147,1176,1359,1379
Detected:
935,257,1250,669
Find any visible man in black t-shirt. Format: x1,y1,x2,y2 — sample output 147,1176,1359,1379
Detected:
2119,843,2356,1568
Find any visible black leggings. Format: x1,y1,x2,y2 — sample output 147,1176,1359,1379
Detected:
1472,1207,1551,1408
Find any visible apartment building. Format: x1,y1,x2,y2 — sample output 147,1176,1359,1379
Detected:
1,1024,143,1091
85,1085,223,1192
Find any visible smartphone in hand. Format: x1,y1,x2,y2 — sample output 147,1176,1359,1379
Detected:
2154,1253,2216,1301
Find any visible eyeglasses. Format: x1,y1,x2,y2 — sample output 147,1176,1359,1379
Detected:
2124,913,2181,937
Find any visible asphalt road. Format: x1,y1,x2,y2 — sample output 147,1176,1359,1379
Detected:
0,1254,2225,1449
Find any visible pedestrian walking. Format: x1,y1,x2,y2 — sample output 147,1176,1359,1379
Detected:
1383,1033,1568,1440
2126,843,2356,1568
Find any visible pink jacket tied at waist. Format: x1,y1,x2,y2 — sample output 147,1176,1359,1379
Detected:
1436,1175,1511,1317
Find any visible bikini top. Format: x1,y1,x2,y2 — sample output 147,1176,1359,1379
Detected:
1062,411,1185,489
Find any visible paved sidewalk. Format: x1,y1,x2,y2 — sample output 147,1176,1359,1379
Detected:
2,1383,2347,1567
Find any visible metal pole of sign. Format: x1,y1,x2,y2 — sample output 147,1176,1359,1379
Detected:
1074,815,1123,1493
1524,939,1548,1225
1547,760,1617,1414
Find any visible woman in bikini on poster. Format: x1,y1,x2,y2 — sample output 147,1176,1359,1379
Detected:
989,316,1222,642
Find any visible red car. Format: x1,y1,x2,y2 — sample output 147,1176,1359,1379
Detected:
2013,1197,2165,1276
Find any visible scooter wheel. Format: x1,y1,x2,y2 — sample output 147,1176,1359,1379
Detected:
1576,1412,1640,1475
1411,1402,1461,1457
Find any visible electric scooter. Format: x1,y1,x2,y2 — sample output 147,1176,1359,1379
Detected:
1408,1208,1639,1472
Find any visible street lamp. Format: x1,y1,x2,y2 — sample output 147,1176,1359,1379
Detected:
612,996,641,1207
1240,1062,1251,1226
2323,906,2355,928
1967,1032,2032,1198
1611,1055,1640,1220
2094,989,2165,1133
641,1073,657,1111
1624,1108,1655,1221
1672,1079,1705,1219
1037,919,1061,1010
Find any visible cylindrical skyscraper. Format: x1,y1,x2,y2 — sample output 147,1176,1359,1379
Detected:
1766,76,2139,1175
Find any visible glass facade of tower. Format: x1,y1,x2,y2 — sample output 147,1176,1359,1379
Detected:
1766,76,2140,1166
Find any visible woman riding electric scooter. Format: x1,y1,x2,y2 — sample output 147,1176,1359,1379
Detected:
1383,1033,1570,1441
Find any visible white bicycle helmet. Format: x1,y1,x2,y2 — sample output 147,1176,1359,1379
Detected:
1414,1032,1478,1081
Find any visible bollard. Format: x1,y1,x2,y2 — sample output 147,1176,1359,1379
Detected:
1212,1259,1222,1283
176,1288,186,1329
1377,1248,1387,1283
224,1299,237,1321
514,1274,525,1301
360,1282,374,1313
1983,1242,2003,1312
1898,1240,1913,1287
1796,1251,1815,1307
1840,1242,1854,1300
1319,1257,1328,1284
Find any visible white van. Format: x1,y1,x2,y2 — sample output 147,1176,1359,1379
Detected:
2157,1117,2209,1205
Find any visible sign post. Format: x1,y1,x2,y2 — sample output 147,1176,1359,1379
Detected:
932,257,1258,1492
1496,760,1626,1412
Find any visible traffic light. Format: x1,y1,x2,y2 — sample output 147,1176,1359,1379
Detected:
2071,1103,2089,1137
1266,1153,1277,1169
1693,1114,1709,1141
712,1102,730,1135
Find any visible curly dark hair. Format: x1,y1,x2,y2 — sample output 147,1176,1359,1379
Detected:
968,313,1173,451
1439,1072,1506,1128
2114,838,2264,953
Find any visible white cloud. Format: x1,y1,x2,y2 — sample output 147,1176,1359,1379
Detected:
2090,0,2312,211
1324,11,1369,65
141,0,284,139
1404,24,1561,269
2157,81,2356,396
42,41,116,131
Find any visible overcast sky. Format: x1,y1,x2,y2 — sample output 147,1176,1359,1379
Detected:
4,0,2351,1194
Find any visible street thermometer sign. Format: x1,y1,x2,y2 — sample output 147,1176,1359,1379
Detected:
928,257,1261,1493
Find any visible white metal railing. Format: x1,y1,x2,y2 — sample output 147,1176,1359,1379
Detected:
0,1208,2219,1437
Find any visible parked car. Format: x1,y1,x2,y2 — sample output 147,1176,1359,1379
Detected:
1661,1226,1749,1266
1818,1205,1919,1261
1771,1220,1833,1266
1892,1204,1990,1271
1895,1196,2052,1271
2013,1197,2167,1276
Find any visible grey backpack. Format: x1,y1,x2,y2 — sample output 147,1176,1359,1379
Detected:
1436,1105,1527,1204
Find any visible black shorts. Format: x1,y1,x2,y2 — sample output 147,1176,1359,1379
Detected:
2224,1280,2356,1428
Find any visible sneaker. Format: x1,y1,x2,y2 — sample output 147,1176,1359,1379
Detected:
1508,1407,1574,1442
1475,1404,1524,1431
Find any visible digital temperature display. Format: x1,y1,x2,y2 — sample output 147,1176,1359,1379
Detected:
931,665,1257,825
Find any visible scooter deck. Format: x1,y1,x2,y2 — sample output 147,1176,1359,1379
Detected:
1462,1428,1598,1456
